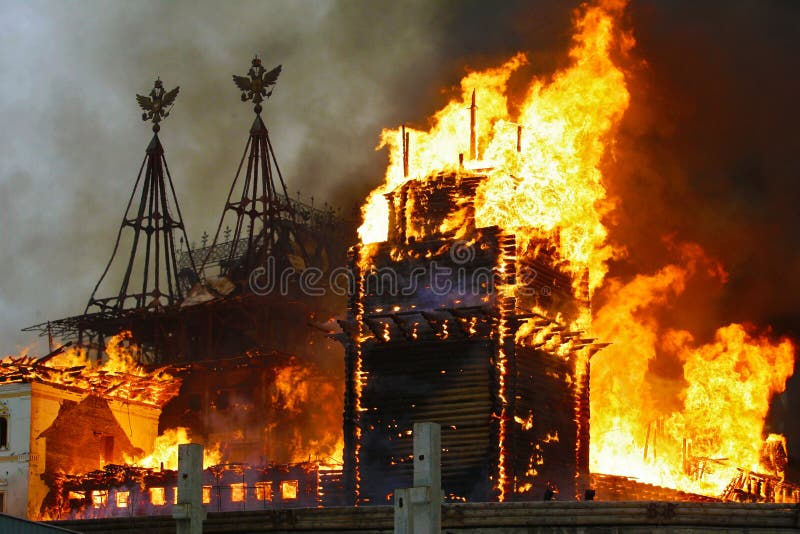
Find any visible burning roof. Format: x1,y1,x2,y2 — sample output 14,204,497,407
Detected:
0,331,180,407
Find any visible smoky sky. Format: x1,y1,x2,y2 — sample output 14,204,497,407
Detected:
1,1,799,466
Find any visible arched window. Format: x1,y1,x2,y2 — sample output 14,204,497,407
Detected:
0,415,7,449
0,403,8,449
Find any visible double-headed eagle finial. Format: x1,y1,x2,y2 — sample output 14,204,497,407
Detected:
136,78,180,132
233,55,282,114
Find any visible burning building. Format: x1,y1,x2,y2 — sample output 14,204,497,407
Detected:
5,0,798,522
341,0,798,507
0,334,342,520
0,333,179,518
26,64,347,367
42,461,322,519
13,58,349,520
341,168,606,503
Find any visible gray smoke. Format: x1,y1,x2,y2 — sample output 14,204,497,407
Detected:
2,0,798,472
1,0,536,349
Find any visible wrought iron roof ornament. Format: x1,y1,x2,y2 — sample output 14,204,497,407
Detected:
233,56,282,114
81,75,197,316
136,78,180,132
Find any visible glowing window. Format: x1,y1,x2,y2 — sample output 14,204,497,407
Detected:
68,491,85,501
149,487,166,506
202,486,212,504
254,481,272,502
230,483,245,502
281,480,298,500
91,490,108,508
173,486,179,504
115,491,129,508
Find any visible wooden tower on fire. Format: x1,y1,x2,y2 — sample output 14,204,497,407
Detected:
340,171,607,503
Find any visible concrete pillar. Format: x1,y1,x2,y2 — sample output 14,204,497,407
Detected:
172,443,207,534
394,487,413,532
394,422,441,534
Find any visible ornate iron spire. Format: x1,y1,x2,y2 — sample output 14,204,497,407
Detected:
232,55,281,114
199,56,319,286
136,78,180,132
86,77,197,313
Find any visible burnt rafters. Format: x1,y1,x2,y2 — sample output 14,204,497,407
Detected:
358,308,495,343
86,78,198,314
514,312,610,358
390,312,434,342
420,311,465,340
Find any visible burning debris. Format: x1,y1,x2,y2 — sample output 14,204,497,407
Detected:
591,262,796,495
41,461,322,520
0,332,179,407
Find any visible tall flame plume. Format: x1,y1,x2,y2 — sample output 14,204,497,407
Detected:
357,0,795,498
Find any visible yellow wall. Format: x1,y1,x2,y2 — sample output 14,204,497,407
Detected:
28,383,82,519
27,383,161,519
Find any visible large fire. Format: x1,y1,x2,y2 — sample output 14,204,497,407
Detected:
360,0,630,299
591,243,795,494
357,0,795,499
271,360,345,465
2,0,794,512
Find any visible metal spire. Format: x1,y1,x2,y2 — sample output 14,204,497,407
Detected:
201,56,316,286
86,77,197,312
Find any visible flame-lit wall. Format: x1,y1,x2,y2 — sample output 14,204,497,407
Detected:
0,380,161,519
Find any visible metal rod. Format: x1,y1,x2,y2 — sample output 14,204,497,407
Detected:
469,89,477,161
402,125,408,178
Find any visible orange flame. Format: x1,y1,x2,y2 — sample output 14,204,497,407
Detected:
0,331,179,407
590,246,795,494
270,360,345,465
357,0,796,500
360,0,631,297
124,427,222,470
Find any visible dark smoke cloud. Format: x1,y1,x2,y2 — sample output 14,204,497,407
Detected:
1,0,798,473
598,0,800,471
